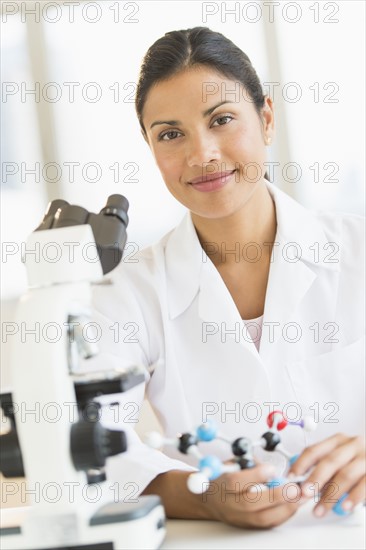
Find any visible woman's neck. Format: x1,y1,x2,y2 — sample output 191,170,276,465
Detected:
191,180,277,267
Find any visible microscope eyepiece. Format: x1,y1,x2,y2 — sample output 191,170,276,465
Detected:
100,194,129,227
34,194,130,274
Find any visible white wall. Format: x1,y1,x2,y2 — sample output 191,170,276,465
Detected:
2,1,364,301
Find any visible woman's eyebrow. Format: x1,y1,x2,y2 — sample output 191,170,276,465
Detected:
203,100,234,117
150,119,178,130
149,100,235,129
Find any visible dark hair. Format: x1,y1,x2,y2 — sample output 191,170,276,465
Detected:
135,26,265,135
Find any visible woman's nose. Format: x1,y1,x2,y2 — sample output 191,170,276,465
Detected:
185,133,221,167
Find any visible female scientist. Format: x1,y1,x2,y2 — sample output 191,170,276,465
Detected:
93,27,365,528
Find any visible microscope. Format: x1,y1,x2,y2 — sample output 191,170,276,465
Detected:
0,195,166,549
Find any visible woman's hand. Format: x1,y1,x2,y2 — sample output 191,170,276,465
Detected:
143,464,306,529
288,433,366,517
203,464,305,529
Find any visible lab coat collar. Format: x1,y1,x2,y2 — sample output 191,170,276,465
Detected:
164,210,204,320
165,180,340,322
266,180,341,270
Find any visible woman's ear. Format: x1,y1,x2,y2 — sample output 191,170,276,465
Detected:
262,95,275,143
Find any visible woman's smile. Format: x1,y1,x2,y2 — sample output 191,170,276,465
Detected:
188,169,237,192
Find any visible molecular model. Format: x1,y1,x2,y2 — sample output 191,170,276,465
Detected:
144,410,358,517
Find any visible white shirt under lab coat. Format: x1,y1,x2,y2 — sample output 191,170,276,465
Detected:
90,180,365,498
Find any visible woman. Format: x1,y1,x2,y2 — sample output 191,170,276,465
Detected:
93,27,365,528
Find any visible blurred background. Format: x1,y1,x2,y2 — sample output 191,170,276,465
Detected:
0,0,365,509
1,0,365,299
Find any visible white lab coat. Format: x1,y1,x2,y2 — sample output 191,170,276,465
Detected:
90,180,365,497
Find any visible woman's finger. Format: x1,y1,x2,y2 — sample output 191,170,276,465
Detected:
245,500,300,529
219,462,276,492
300,437,362,500
215,471,303,513
288,433,350,477
345,475,366,512
223,490,303,529
313,468,366,517
240,480,303,512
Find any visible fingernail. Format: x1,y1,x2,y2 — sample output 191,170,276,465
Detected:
287,472,296,479
262,465,276,478
302,483,313,498
249,483,267,493
314,505,326,518
342,500,353,511
286,484,301,500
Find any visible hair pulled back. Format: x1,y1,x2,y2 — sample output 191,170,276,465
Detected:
135,26,265,135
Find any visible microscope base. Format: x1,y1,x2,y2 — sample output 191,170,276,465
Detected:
1,496,165,550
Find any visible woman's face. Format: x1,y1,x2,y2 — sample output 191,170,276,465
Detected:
141,65,274,220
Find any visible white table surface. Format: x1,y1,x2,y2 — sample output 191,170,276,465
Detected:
1,501,364,550
161,500,365,550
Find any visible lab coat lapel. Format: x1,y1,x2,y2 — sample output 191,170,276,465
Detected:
198,255,260,358
165,212,203,320
165,212,260,358
259,181,340,360
259,242,317,359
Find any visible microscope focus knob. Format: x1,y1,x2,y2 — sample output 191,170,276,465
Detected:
71,420,127,471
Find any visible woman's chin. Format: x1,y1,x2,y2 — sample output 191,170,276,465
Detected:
189,201,242,221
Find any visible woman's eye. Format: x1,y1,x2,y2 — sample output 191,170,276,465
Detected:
212,115,233,126
159,130,181,141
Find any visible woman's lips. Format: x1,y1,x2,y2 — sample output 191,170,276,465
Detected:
189,170,236,192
